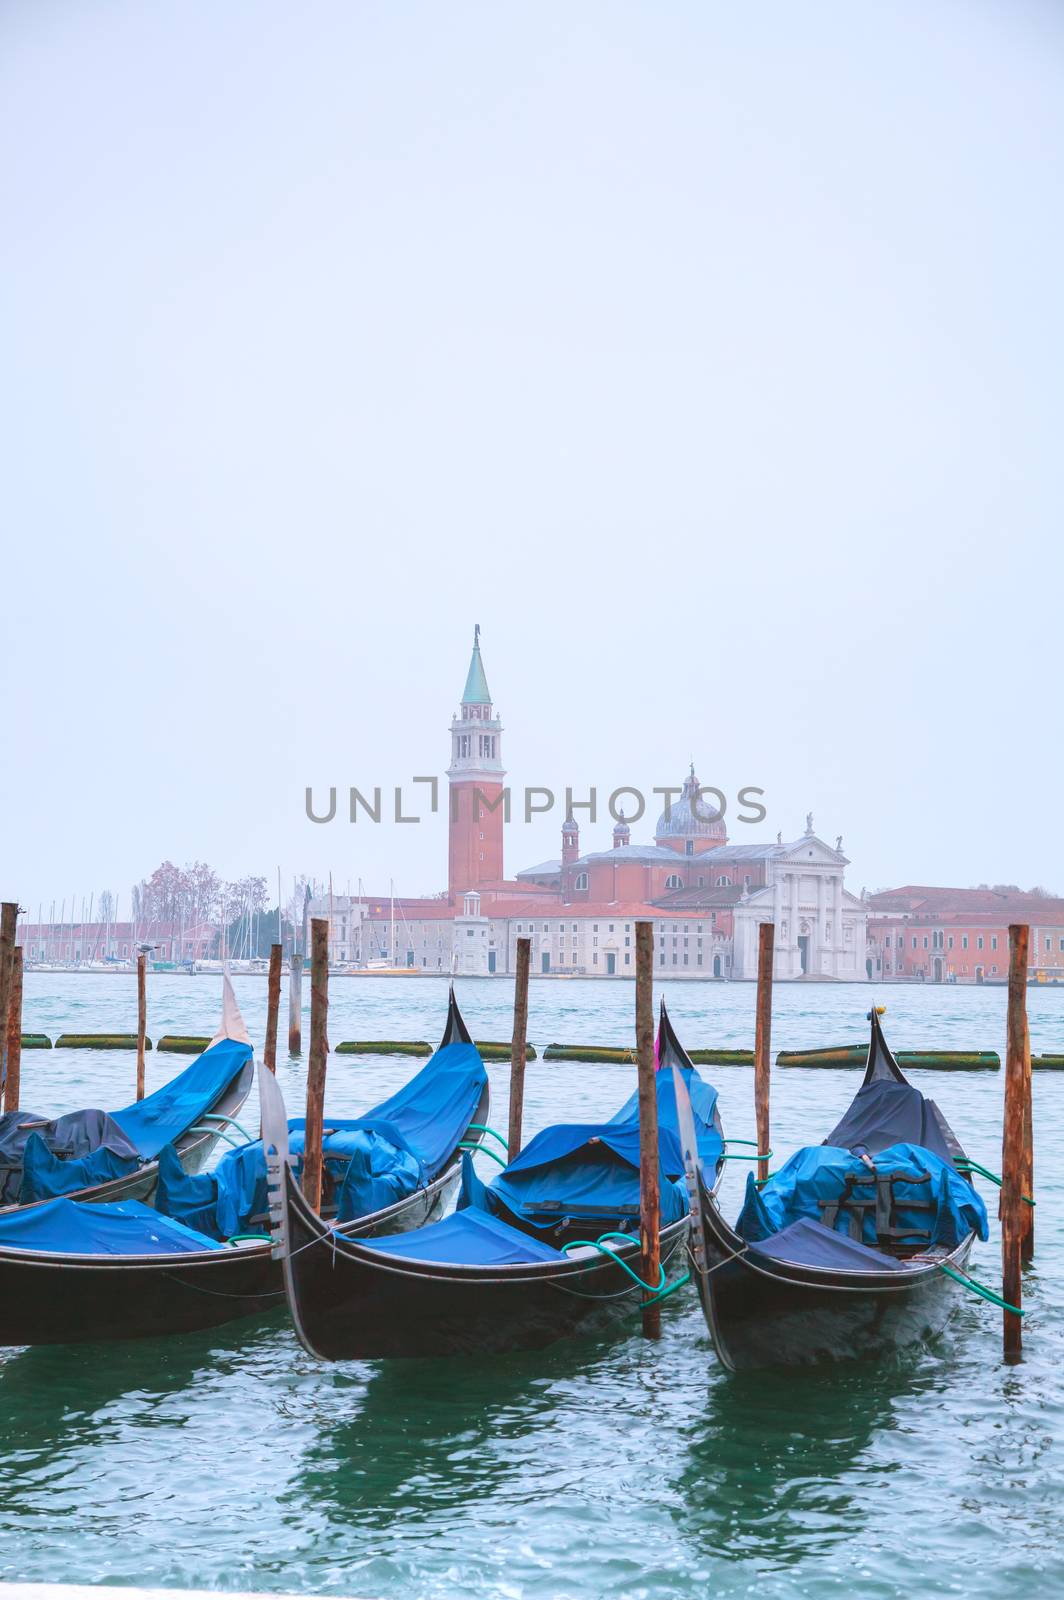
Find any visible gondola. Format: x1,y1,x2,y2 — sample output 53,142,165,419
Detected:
265,1002,727,1360
673,1007,989,1371
0,977,255,1214
0,988,488,1345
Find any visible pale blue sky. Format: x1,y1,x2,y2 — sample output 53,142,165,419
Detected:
2,0,1062,909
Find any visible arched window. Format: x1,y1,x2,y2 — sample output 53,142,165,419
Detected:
716,874,731,887
665,874,683,889
574,872,589,891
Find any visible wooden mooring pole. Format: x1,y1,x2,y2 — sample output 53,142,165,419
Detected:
301,918,329,1211
4,948,23,1113
635,921,660,1340
755,921,774,1185
264,943,282,1073
0,904,17,1107
507,937,531,1163
1002,923,1029,1363
288,951,304,1056
136,952,147,1101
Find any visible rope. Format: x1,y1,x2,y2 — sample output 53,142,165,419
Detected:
941,1263,1023,1316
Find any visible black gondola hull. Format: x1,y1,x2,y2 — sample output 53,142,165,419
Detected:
0,1147,466,1346
280,1167,689,1360
694,1180,975,1371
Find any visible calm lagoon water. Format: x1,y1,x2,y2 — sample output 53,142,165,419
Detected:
1,973,1061,1599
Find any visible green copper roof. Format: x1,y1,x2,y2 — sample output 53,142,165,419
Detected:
462,640,492,705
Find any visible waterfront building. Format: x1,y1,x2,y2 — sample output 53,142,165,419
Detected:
316,631,868,979
865,886,1064,983
15,919,215,965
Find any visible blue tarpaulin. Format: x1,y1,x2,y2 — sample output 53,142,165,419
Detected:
111,1037,252,1160
747,1216,909,1272
0,1109,140,1205
20,1137,141,1206
157,1039,486,1240
356,1208,564,1267
0,1195,221,1256
736,1142,988,1254
474,1066,723,1232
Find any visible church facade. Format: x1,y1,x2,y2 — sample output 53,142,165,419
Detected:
319,632,868,980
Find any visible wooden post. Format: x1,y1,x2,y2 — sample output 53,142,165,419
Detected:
506,938,532,1162
1002,923,1028,1362
755,921,775,1185
635,921,660,1340
288,951,303,1056
136,951,147,1101
0,903,17,1107
4,947,23,1113
1021,956,1035,1267
264,943,282,1073
301,918,330,1211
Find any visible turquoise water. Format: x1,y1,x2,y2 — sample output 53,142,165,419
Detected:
1,974,1060,1599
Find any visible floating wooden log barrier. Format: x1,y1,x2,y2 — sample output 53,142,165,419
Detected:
333,1038,540,1060
508,938,531,1163
4,947,23,1113
335,1039,432,1057
156,1035,210,1054
542,1042,751,1065
19,1034,51,1049
264,943,282,1073
302,919,329,1212
1001,924,1030,1361
1033,1055,1064,1070
777,1044,1000,1071
754,922,774,1186
55,1033,154,1049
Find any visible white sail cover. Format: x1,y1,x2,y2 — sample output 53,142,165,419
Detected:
207,973,252,1049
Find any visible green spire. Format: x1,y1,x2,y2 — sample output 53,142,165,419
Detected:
461,624,492,705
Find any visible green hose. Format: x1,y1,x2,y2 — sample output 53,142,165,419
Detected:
458,1140,508,1168
941,1263,1024,1316
636,1269,691,1310
956,1159,1035,1207
465,1123,509,1151
561,1232,666,1294
721,1149,772,1161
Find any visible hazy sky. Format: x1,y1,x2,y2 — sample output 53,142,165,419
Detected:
3,0,1062,913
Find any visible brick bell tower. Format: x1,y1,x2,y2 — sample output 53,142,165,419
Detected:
447,626,506,898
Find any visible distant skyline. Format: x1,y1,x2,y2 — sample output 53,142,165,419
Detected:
2,1,1062,908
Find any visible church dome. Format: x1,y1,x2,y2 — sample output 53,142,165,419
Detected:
655,768,728,844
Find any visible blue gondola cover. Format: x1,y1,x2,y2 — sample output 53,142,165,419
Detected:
356,1208,564,1267
111,1037,253,1159
736,1142,988,1252
0,1196,221,1256
475,1066,722,1232
747,1216,910,1272
157,1039,487,1239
